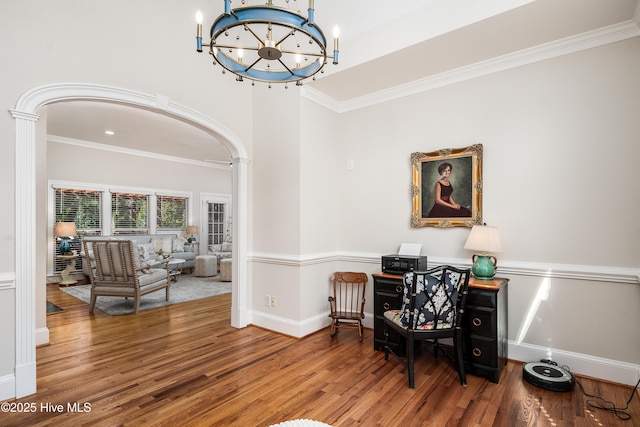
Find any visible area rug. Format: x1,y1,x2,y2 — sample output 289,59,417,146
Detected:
60,275,231,316
269,420,333,427
46,301,63,314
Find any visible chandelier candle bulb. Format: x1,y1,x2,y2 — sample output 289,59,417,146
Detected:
308,0,315,25
333,26,340,64
196,10,203,52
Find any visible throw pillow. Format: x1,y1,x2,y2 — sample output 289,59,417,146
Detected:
138,243,155,261
151,237,172,256
221,242,232,252
172,237,185,253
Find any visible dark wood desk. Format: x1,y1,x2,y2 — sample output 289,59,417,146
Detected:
372,273,509,383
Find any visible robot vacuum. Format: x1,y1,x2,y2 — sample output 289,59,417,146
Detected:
523,360,575,392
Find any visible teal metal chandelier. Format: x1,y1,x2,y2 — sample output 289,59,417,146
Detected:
196,0,339,86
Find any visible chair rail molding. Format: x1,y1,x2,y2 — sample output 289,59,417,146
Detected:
0,273,16,290
248,251,640,284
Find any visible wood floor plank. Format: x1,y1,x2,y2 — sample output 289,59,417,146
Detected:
2,283,638,426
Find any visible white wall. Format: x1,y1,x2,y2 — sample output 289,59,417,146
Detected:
330,38,640,378
252,37,640,386
336,38,640,267
47,141,232,203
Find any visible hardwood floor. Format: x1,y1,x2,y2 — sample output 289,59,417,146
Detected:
2,283,638,427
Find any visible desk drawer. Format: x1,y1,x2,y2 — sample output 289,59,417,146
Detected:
464,306,496,337
466,289,497,308
465,335,498,368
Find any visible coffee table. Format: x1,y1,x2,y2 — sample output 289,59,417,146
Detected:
168,258,186,282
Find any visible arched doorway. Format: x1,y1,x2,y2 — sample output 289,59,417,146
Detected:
10,83,250,398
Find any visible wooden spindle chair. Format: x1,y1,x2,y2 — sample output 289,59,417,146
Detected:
328,272,368,341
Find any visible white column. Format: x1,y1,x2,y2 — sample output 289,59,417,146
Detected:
9,108,39,398
231,156,250,328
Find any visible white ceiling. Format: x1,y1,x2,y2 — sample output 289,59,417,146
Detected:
46,0,639,164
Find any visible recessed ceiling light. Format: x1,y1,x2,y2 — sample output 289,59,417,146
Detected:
104,130,115,135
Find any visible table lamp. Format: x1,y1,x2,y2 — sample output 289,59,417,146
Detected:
463,224,502,280
186,226,198,243
54,222,77,255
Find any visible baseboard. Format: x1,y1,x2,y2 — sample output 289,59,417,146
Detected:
251,310,308,338
0,373,15,401
35,327,49,346
508,341,640,387
251,310,373,339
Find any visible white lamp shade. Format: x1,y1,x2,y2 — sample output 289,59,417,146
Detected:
54,222,77,237
464,225,502,254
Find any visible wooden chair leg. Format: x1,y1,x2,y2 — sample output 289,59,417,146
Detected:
89,292,96,313
455,332,467,386
407,338,415,389
384,324,390,360
330,320,338,338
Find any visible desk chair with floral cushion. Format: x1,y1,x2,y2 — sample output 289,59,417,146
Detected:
383,266,470,388
82,239,170,314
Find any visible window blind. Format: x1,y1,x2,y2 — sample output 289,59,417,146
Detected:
111,192,149,235
54,188,103,271
157,195,188,230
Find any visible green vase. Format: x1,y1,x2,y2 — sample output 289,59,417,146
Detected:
471,254,497,280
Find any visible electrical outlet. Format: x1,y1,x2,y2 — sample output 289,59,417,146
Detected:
265,294,271,307
270,295,277,307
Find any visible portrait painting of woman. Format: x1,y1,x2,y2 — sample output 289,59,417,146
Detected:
411,144,482,228
426,161,472,218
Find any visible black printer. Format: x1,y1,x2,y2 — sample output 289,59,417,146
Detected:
381,254,428,275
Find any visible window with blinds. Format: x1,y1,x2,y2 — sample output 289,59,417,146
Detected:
54,188,103,271
157,195,188,231
111,192,149,235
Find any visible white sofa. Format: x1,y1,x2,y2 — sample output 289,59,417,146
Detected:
81,234,196,277
208,241,232,263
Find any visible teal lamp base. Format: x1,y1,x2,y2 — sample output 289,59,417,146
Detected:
58,238,71,255
471,254,497,280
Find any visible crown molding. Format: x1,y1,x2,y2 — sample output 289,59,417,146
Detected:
47,134,230,170
303,20,640,113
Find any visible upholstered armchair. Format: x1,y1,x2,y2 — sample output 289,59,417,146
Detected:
81,239,170,314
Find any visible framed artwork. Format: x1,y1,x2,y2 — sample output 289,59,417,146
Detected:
411,144,483,228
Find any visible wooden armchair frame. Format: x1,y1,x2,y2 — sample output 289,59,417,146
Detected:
82,239,170,314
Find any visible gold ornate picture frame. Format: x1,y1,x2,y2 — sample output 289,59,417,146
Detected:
411,144,483,228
